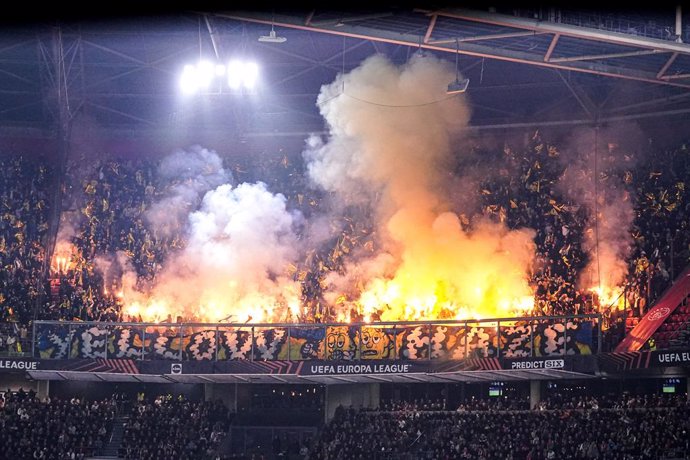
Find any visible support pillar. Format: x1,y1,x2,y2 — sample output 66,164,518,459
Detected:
37,380,50,401
530,380,541,409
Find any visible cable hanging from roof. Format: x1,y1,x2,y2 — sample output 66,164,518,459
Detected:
314,33,465,108
340,92,461,107
314,89,461,108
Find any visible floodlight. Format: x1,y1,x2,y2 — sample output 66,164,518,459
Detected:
242,62,259,89
179,59,259,94
197,60,215,89
447,38,469,94
259,26,287,43
227,60,244,89
179,64,198,94
447,78,470,94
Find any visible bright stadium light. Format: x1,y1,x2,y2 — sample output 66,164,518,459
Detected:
242,62,258,89
179,60,259,94
227,60,244,89
179,64,199,94
197,60,215,89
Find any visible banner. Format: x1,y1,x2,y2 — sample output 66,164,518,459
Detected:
35,320,595,361
616,267,690,352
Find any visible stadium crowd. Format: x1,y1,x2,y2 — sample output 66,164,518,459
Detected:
0,388,234,460
120,394,232,459
0,154,51,340
0,389,115,460
0,131,689,350
371,397,531,412
310,393,690,460
477,133,690,329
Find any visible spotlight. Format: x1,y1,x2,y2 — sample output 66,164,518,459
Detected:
447,78,470,94
447,38,469,94
259,25,287,43
179,60,259,94
227,60,244,89
242,62,258,89
227,61,258,90
179,64,198,94
196,60,215,89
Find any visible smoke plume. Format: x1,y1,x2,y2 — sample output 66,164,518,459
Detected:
124,179,303,323
144,145,232,238
304,54,537,320
557,126,636,300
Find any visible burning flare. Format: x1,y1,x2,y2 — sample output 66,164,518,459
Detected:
51,241,76,275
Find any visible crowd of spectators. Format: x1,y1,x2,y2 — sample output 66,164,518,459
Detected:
373,397,530,412
537,390,688,410
310,393,690,460
0,389,115,459
0,154,51,328
1,131,690,348
44,158,163,323
475,133,690,345
120,394,232,459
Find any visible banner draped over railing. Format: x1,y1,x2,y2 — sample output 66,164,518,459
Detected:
34,316,598,361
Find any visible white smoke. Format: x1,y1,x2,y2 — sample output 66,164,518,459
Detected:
124,180,303,322
558,127,635,292
145,145,232,238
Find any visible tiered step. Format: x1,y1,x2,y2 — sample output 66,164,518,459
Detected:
95,415,128,459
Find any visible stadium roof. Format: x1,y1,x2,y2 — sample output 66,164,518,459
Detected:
1,4,690,138
27,368,597,384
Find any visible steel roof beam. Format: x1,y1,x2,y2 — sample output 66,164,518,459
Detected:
81,39,148,66
0,68,34,85
87,101,157,126
423,14,437,44
657,52,679,79
215,12,690,89
424,8,690,55
429,30,545,45
544,33,560,62
550,49,665,63
305,10,315,26
558,71,598,119
204,14,223,60
607,90,690,113
661,73,690,80
310,12,394,27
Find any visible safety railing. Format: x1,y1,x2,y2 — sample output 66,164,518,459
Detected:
31,314,602,361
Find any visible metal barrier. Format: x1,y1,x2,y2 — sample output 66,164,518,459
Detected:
31,314,602,361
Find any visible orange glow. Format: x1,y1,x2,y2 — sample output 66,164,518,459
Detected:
51,241,76,275
120,289,301,324
353,274,536,322
116,239,542,324
588,285,625,310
